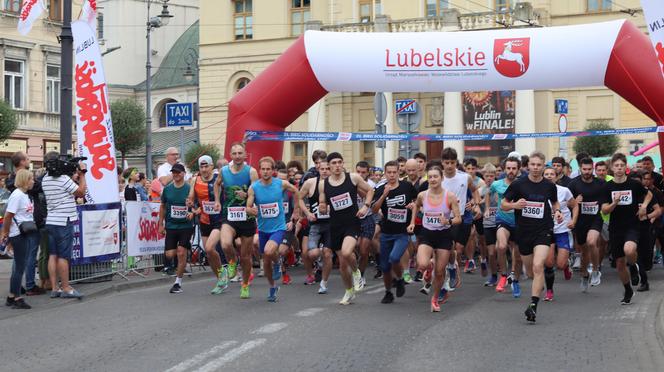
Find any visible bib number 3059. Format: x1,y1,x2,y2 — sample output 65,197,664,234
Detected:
387,208,407,223
522,202,544,219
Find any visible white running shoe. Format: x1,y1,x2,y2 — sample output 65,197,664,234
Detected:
318,282,328,294
443,275,454,292
590,270,602,286
572,255,581,271
352,270,362,291
339,289,355,305
580,276,589,293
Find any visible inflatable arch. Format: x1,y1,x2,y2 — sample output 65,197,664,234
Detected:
226,20,664,164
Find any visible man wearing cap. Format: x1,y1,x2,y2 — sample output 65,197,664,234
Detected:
188,155,228,294
158,163,194,294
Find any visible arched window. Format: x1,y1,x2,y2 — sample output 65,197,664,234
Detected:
157,98,178,128
235,78,251,92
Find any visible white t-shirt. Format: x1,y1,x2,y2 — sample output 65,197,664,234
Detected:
6,189,34,238
157,162,191,184
42,175,79,226
553,185,573,234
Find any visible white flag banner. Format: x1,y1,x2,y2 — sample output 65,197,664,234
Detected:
642,0,664,76
17,0,46,35
79,0,98,34
72,21,119,204
125,201,165,257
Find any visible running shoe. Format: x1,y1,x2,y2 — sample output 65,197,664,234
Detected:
438,288,449,304
590,270,601,286
240,284,250,299
572,254,581,270
511,281,521,298
431,297,441,312
395,278,406,298
443,275,454,292
629,263,640,286
339,289,355,305
447,264,458,289
587,263,593,274
654,254,663,265
621,287,634,305
248,272,255,285
318,282,328,294
373,268,383,279
580,276,589,293
420,282,431,295
230,274,242,283
267,286,279,302
352,270,363,291
464,259,476,273
496,275,507,292
403,271,413,284
258,260,265,277
381,291,394,304
544,289,554,302
12,298,31,309
414,271,423,282
524,303,537,322
218,266,229,287
272,261,282,281
314,268,323,283
637,282,649,292
282,272,292,285
304,274,316,285
480,259,488,277
484,274,498,287
507,271,515,285
359,276,367,291
227,261,238,280
564,265,572,281
169,284,182,294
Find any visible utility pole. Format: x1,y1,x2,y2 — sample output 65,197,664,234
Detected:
59,0,73,156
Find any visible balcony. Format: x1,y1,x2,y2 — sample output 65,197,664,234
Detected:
16,110,70,133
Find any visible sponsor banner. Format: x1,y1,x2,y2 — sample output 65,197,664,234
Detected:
80,0,98,33
72,203,122,265
73,21,119,204
126,201,165,257
304,20,623,92
17,0,46,35
463,91,515,158
245,125,663,142
642,0,664,76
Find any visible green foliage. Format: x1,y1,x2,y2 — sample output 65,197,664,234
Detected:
573,120,620,157
111,99,146,163
0,100,18,142
184,143,221,172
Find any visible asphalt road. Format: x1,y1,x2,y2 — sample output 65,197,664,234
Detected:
1,263,663,372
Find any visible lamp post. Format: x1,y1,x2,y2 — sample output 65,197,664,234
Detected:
145,0,173,179
183,48,199,144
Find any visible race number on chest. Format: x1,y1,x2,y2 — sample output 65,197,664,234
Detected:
387,207,407,223
331,192,352,211
423,212,443,228
171,205,187,219
228,206,247,221
611,190,632,206
522,201,544,219
259,202,280,218
202,201,219,215
580,202,599,215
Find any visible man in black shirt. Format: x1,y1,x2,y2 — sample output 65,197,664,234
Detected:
641,156,664,191
601,153,651,305
634,171,663,292
552,156,572,187
372,161,417,304
502,151,562,323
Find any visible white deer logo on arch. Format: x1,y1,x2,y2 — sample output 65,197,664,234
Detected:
494,40,526,72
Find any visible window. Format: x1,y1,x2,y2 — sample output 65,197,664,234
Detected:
495,0,511,11
587,0,611,12
4,0,20,13
234,0,253,40
4,59,24,110
46,65,60,113
426,0,450,17
158,99,177,128
361,141,375,166
291,0,310,36
97,12,104,41
235,78,251,92
290,142,308,167
359,0,381,23
48,0,62,21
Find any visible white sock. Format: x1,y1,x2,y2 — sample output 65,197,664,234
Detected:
175,277,182,285
321,280,327,288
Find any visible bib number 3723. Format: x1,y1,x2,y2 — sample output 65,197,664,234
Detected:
521,201,544,219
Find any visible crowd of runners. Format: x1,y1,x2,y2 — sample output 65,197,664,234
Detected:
161,142,662,322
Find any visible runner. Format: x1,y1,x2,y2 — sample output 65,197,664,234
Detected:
542,167,578,301
214,142,259,299
502,151,562,322
298,161,333,293
482,163,499,286
634,170,662,292
463,158,487,275
187,155,227,295
246,157,300,302
595,160,613,266
568,157,605,291
276,168,299,285
318,152,374,305
401,158,424,283
552,157,572,187
601,153,651,305
371,161,418,304
409,166,462,312
158,164,194,294
355,161,374,290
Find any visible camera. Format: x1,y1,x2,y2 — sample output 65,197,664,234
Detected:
45,156,88,177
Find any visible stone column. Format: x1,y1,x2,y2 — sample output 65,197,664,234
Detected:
515,90,536,156
444,92,464,160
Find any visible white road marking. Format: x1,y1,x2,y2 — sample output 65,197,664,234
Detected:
252,322,288,334
195,339,267,372
164,341,238,372
294,307,325,317
367,287,385,294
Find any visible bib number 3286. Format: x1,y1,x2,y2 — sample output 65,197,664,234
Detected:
522,201,544,219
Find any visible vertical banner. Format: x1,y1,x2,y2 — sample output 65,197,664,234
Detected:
125,201,165,257
17,0,46,35
73,21,119,204
71,203,122,265
462,91,515,162
641,0,664,75
80,0,98,34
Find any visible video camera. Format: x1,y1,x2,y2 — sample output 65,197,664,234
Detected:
45,155,88,177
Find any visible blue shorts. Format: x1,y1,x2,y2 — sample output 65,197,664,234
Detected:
379,233,409,272
554,231,574,252
46,223,75,260
258,230,286,254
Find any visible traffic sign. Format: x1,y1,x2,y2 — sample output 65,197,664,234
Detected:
558,114,568,132
395,99,417,115
554,99,568,114
166,102,194,127
374,93,387,124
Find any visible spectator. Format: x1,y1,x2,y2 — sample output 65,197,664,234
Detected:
135,173,149,201
42,152,87,299
158,147,181,186
5,151,30,192
123,168,140,201
32,163,50,292
1,169,39,309
150,178,163,202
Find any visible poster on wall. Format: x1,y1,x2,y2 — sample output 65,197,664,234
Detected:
71,203,122,265
462,91,515,161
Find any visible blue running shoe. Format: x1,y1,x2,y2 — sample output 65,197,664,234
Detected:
512,281,521,298
438,288,449,304
484,274,498,287
447,265,457,289
268,286,279,302
272,261,282,281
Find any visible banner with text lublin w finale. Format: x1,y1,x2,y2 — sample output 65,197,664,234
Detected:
462,91,515,161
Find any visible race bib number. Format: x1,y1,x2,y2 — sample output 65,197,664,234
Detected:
387,207,407,223
423,212,443,229
283,202,289,215
611,190,632,206
259,202,280,219
228,206,247,222
315,206,330,219
202,201,219,215
581,202,599,215
330,192,352,211
170,205,187,219
488,207,497,218
522,201,544,219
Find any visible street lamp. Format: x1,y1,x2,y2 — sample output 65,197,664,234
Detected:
145,0,173,179
183,47,199,144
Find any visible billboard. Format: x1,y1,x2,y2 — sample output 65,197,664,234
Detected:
462,91,515,159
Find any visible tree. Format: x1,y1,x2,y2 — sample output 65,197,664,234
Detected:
111,99,146,165
573,120,620,157
0,100,18,143
185,143,221,172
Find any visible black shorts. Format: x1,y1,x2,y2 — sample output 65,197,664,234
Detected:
412,224,423,237
360,216,376,239
451,222,472,246
515,228,552,256
222,220,257,238
473,218,484,236
484,226,497,246
165,228,194,251
281,229,296,247
418,228,453,250
574,216,602,245
200,222,222,238
496,223,516,242
330,222,360,251
609,227,639,259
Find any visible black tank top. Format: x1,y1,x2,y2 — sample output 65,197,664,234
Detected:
308,176,329,224
324,172,359,221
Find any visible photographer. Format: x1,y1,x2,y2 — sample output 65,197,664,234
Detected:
42,152,87,299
